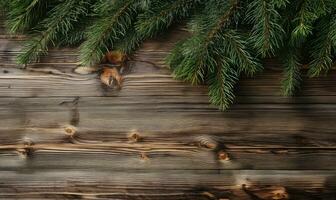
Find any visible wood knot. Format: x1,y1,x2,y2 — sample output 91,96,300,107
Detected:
140,152,149,161
218,150,230,161
243,185,289,200
64,125,77,136
128,130,141,143
23,139,34,147
100,67,123,89
17,139,34,158
196,136,218,150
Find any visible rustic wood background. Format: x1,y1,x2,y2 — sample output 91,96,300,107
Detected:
0,13,336,199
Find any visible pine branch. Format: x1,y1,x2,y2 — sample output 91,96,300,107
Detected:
170,0,254,110
17,0,90,64
0,0,9,13
56,27,87,47
79,0,139,66
172,0,239,85
208,59,238,110
172,36,209,84
114,27,143,53
308,15,336,77
6,0,50,34
136,0,200,38
272,0,288,8
246,0,286,57
55,15,95,47
166,39,186,70
220,30,262,76
3,0,336,110
282,49,301,96
290,0,328,45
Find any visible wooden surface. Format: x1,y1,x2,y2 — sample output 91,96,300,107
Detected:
0,14,336,200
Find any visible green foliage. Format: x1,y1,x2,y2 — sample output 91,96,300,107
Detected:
220,30,262,76
3,0,336,110
208,60,238,110
136,0,200,38
290,0,327,45
17,0,90,64
6,0,52,34
308,14,336,77
79,0,141,66
168,0,261,109
281,48,301,96
0,0,9,12
170,0,240,85
114,27,143,54
245,0,286,57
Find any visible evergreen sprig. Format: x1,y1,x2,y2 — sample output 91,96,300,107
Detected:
6,0,51,34
168,0,262,109
79,0,140,66
17,0,90,64
136,0,200,38
208,59,238,110
4,0,336,110
245,0,286,57
308,14,336,77
281,48,301,96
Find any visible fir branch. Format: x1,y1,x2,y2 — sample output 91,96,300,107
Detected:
166,39,186,70
172,36,210,84
170,0,249,110
308,15,336,77
6,0,50,34
282,49,301,96
272,0,288,8
136,0,200,38
114,27,143,53
290,0,328,45
79,0,139,66
172,0,239,84
220,30,262,76
0,0,9,13
56,27,86,47
246,0,286,57
17,0,90,64
55,15,94,47
208,59,238,110
3,0,336,110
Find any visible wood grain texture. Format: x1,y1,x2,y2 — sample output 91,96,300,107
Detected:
0,170,335,200
0,14,336,199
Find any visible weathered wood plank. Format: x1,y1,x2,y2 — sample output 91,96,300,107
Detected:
1,65,336,98
0,147,335,170
0,95,335,171
0,170,335,200
0,97,335,147
1,15,336,199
